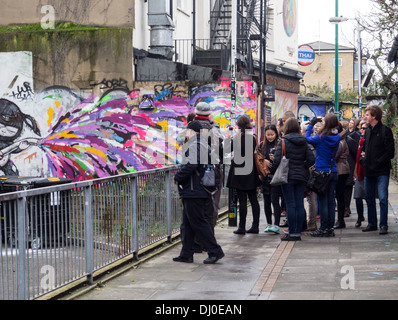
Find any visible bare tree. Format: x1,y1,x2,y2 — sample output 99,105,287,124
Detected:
359,0,398,124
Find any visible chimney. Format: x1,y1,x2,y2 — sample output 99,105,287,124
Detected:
148,0,175,60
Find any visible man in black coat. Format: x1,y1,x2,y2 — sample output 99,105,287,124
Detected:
360,105,395,234
173,120,224,264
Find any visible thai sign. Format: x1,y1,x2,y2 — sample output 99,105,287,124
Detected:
298,44,315,66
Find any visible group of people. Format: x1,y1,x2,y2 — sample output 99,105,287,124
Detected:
173,102,395,264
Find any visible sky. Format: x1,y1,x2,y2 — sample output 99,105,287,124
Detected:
298,0,376,47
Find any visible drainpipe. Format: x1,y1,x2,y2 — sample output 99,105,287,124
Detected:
148,0,175,60
193,0,196,64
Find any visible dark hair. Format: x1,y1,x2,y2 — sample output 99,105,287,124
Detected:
283,118,300,135
351,118,361,131
337,121,343,133
318,113,339,137
365,105,383,121
186,112,196,123
264,124,279,139
236,115,252,134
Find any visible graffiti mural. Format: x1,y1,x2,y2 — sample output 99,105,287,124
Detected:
0,81,257,182
268,90,298,123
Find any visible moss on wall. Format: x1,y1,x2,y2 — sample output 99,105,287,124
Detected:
0,23,134,91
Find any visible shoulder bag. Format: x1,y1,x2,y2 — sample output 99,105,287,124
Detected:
306,146,337,195
270,139,289,186
254,142,270,177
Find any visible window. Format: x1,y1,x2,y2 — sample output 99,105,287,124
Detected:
177,0,189,16
333,58,343,67
354,62,359,81
333,84,343,93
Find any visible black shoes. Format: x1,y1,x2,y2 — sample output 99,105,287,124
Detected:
334,221,346,229
310,228,335,237
379,227,388,235
246,227,259,234
234,226,259,234
281,234,301,241
355,217,365,228
233,228,246,235
174,253,225,264
173,256,193,263
203,253,225,264
362,225,378,232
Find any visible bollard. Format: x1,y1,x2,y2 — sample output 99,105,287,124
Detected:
228,187,237,227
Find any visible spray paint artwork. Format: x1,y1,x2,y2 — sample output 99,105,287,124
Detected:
0,81,257,182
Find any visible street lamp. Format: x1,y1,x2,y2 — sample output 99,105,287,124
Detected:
328,0,347,119
330,12,363,114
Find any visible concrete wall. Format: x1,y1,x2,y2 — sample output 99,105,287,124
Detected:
0,29,134,95
0,0,135,28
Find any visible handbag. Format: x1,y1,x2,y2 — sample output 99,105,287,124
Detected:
270,140,289,186
254,144,270,177
306,147,337,195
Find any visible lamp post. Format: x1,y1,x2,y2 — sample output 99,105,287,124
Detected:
329,2,349,119
329,1,342,118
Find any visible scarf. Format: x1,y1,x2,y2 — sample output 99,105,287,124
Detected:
356,137,364,181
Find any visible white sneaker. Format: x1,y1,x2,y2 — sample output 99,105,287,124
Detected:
264,225,272,233
268,226,280,234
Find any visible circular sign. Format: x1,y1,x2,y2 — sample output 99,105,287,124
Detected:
298,44,315,66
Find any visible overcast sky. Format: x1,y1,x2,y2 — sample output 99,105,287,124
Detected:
298,0,376,47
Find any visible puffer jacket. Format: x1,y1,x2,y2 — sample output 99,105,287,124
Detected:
174,134,210,199
272,132,315,182
336,129,350,175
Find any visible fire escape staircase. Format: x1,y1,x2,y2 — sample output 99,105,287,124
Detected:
194,0,268,75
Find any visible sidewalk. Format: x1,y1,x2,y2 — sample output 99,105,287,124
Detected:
74,181,398,301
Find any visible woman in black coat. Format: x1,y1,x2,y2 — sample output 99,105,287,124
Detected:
272,118,315,241
226,116,261,235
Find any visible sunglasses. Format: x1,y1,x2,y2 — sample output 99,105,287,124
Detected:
360,127,367,130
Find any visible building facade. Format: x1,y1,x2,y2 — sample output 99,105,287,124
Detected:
298,41,367,94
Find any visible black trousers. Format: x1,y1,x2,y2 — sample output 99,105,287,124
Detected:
236,189,260,229
180,198,223,259
336,174,349,222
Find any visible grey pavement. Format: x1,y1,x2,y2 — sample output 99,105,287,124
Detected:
73,181,398,301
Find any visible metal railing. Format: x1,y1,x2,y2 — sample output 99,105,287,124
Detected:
0,166,230,300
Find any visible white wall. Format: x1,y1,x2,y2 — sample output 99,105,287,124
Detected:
267,0,298,69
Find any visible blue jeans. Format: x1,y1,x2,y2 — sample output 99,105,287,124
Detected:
281,180,306,236
317,172,338,230
365,176,389,229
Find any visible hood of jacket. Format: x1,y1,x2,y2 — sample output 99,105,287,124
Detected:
283,132,308,147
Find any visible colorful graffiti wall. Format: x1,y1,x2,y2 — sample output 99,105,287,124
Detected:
0,80,257,182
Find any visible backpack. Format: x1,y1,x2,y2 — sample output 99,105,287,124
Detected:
200,164,221,194
195,144,222,195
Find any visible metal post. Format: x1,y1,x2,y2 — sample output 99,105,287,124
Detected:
229,0,238,228
84,184,94,284
17,194,27,300
231,0,237,127
357,23,362,109
165,170,172,242
334,0,339,118
131,177,139,258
